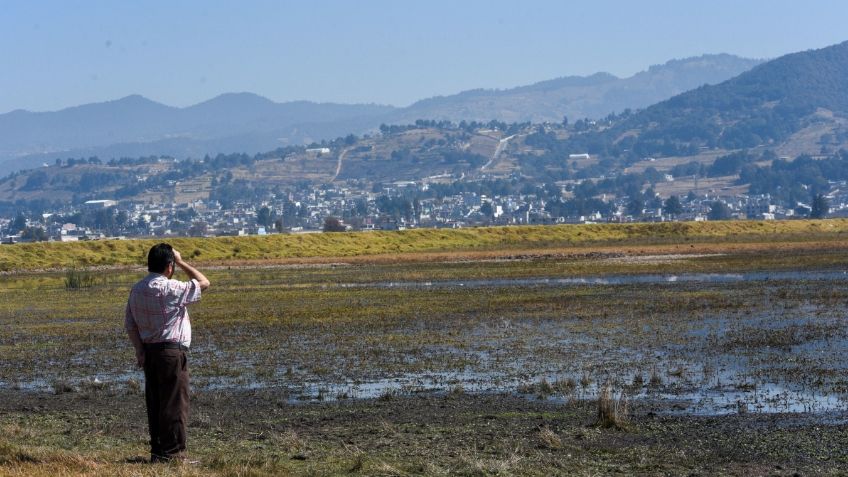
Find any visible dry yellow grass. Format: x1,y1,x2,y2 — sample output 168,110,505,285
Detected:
1,219,847,272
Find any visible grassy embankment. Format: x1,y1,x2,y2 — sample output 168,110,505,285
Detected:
2,219,848,272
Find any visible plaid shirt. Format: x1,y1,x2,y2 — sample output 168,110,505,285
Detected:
125,273,202,348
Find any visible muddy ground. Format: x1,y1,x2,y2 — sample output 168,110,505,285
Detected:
2,246,848,475
2,388,846,476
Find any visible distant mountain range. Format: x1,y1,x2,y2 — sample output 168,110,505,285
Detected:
0,95,394,176
391,54,762,124
0,54,762,176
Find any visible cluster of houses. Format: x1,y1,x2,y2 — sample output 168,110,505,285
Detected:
2,180,848,243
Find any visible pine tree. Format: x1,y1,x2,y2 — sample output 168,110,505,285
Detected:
811,194,829,219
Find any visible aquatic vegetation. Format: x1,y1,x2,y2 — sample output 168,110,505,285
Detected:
62,267,96,290
595,385,629,430
50,380,74,395
554,377,577,396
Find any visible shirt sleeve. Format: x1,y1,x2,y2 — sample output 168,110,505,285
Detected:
124,300,137,333
172,278,202,306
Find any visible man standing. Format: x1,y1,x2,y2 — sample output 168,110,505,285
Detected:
125,243,210,463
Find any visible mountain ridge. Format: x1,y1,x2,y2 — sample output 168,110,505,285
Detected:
0,53,762,175
390,54,763,124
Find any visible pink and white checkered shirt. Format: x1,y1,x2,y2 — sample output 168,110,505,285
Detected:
125,273,202,348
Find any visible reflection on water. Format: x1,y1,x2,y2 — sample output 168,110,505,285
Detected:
189,366,848,416
332,270,848,289
10,363,844,417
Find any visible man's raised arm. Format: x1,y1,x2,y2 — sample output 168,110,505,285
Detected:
173,250,210,290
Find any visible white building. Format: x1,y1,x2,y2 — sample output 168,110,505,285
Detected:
84,199,117,209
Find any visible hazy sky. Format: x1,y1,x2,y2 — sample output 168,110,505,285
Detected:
2,0,848,113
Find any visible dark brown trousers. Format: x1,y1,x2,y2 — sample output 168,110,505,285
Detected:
143,348,189,460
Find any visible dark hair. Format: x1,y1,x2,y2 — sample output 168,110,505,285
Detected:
147,243,175,273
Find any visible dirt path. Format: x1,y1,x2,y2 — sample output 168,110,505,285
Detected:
331,146,351,181
481,133,520,170
185,238,848,268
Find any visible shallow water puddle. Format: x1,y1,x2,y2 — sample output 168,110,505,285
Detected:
4,269,848,421
330,270,848,289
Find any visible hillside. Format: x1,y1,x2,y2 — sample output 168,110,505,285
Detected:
0,124,512,205
611,41,848,156
4,116,848,211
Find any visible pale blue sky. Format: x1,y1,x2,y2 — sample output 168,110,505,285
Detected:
2,0,847,113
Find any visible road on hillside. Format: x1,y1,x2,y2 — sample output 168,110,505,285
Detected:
331,147,352,181
481,134,521,170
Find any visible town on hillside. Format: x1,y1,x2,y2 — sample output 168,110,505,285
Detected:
0,170,842,244
1,112,847,244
